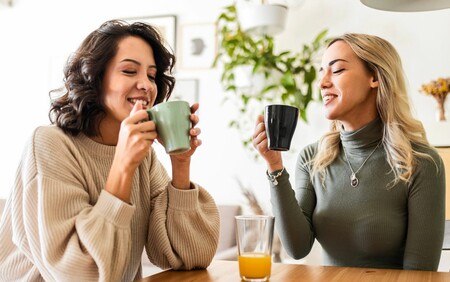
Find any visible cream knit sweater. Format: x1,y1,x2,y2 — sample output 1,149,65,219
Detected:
0,125,219,282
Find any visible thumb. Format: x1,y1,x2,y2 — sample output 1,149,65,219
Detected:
130,101,143,116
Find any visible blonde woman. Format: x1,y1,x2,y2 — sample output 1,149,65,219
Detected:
252,33,445,270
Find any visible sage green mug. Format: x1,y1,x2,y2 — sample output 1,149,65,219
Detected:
146,100,191,155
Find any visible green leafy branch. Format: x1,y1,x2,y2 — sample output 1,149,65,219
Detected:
214,3,330,151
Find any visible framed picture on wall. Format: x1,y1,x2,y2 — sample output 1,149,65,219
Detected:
171,79,199,105
125,15,177,55
179,23,217,70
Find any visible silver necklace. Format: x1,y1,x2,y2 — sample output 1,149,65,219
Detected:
342,142,381,187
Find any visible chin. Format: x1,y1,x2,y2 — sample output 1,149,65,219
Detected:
323,110,336,121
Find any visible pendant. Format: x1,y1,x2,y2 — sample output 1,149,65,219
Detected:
351,173,359,187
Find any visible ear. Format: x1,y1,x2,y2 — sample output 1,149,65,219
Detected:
370,75,379,88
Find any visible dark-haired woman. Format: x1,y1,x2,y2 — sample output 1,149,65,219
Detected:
0,20,219,281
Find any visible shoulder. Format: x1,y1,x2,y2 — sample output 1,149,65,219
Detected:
297,141,319,166
408,143,445,195
33,125,68,141
28,125,77,158
413,143,443,167
299,141,319,158
411,143,445,180
17,126,72,176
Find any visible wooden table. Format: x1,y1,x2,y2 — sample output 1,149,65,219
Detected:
138,260,450,282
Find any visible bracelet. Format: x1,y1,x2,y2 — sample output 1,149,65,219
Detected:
267,167,285,186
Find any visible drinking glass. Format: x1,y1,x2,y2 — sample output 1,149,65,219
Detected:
235,215,275,282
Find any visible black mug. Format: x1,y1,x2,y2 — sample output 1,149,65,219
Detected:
264,104,299,151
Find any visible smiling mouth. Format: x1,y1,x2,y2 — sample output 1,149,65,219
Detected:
128,98,149,106
323,94,337,103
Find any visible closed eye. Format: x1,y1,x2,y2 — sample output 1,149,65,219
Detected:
333,68,345,74
123,70,136,75
148,75,156,81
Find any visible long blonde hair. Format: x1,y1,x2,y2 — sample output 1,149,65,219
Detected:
311,33,431,186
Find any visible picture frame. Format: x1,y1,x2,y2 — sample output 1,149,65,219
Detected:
125,15,177,55
179,23,217,70
171,79,199,105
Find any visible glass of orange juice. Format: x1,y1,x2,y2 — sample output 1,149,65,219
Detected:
235,215,275,282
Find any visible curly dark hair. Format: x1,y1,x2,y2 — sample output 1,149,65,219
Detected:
49,19,176,137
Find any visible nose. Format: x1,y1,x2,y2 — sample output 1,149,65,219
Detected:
319,72,332,90
137,77,152,93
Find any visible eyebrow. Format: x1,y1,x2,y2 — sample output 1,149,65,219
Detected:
319,58,348,72
120,58,157,70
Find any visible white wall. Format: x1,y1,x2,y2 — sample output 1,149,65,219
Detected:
1,0,449,213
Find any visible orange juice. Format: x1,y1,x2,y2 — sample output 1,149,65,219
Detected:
238,252,271,280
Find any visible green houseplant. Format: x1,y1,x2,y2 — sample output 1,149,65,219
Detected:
213,3,329,150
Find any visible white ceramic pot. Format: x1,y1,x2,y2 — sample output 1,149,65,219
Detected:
233,65,280,95
237,3,288,36
233,65,255,89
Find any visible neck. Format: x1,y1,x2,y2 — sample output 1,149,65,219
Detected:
340,115,379,132
340,117,383,150
91,119,120,146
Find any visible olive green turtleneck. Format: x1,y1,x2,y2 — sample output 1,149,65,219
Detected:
269,118,445,270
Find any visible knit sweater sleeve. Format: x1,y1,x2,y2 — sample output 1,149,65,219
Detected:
403,148,445,270
269,143,317,259
144,149,220,270
10,127,135,282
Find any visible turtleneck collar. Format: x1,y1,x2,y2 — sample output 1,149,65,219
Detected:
340,117,383,150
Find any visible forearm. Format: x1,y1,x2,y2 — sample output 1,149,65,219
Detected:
147,184,219,269
28,181,134,281
105,161,135,203
267,160,284,174
269,170,315,259
170,158,191,190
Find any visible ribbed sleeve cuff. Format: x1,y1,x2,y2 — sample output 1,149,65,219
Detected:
94,190,136,228
167,182,199,211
